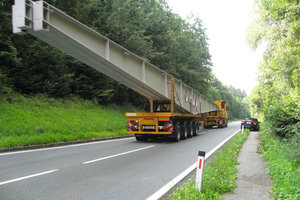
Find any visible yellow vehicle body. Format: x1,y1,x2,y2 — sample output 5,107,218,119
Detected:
125,78,228,142
126,112,173,135
202,100,228,128
125,112,202,134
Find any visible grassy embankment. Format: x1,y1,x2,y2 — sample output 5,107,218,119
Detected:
168,129,250,199
0,94,140,149
259,123,300,199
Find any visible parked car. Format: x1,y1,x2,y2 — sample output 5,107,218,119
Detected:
241,118,260,131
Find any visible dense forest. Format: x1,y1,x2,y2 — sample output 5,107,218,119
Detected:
0,0,249,119
246,1,300,198
247,0,300,137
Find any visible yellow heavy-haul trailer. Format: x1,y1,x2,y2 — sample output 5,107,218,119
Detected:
12,0,228,143
126,79,229,142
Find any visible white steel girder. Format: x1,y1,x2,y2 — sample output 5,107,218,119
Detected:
12,0,217,114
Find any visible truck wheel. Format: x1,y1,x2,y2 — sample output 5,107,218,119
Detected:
135,134,148,141
192,122,199,136
204,125,211,129
172,122,181,142
181,122,187,140
187,122,193,138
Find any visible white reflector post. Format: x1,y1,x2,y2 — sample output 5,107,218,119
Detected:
242,125,244,134
196,151,205,191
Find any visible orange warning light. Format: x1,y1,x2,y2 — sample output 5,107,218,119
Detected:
158,117,170,121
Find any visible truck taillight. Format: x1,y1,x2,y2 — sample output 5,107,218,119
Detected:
242,120,245,124
126,116,139,132
128,117,138,123
159,117,170,121
253,122,257,125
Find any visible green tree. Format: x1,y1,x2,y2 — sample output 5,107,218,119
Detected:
247,0,300,136
2,0,217,109
248,86,264,118
209,74,250,119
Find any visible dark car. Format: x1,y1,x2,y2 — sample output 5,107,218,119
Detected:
241,118,260,131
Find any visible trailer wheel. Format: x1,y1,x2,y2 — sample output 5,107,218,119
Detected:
187,122,193,138
181,122,187,140
172,122,181,142
135,134,148,141
192,122,199,136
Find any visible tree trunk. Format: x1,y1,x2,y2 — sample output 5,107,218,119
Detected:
115,83,119,103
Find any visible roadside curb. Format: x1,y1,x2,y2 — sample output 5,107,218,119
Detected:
0,135,134,153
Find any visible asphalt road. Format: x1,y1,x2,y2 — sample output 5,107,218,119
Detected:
0,121,241,200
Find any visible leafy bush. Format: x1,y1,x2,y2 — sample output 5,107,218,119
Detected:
286,122,300,166
264,103,300,138
259,122,300,199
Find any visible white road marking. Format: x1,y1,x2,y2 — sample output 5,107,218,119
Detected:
83,145,155,164
0,169,59,186
146,162,198,200
146,129,241,200
0,137,134,156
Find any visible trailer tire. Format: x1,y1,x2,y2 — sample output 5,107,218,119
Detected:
181,122,187,140
172,122,181,142
135,134,148,141
187,122,193,138
192,122,199,136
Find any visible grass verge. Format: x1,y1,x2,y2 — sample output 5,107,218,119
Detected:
0,94,140,149
168,129,250,199
259,122,300,199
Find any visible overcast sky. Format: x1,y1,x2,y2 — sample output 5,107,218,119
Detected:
167,0,264,96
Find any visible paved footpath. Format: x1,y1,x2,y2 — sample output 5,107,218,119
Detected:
222,131,273,200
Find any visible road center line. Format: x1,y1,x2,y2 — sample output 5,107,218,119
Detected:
0,169,59,186
83,145,155,164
